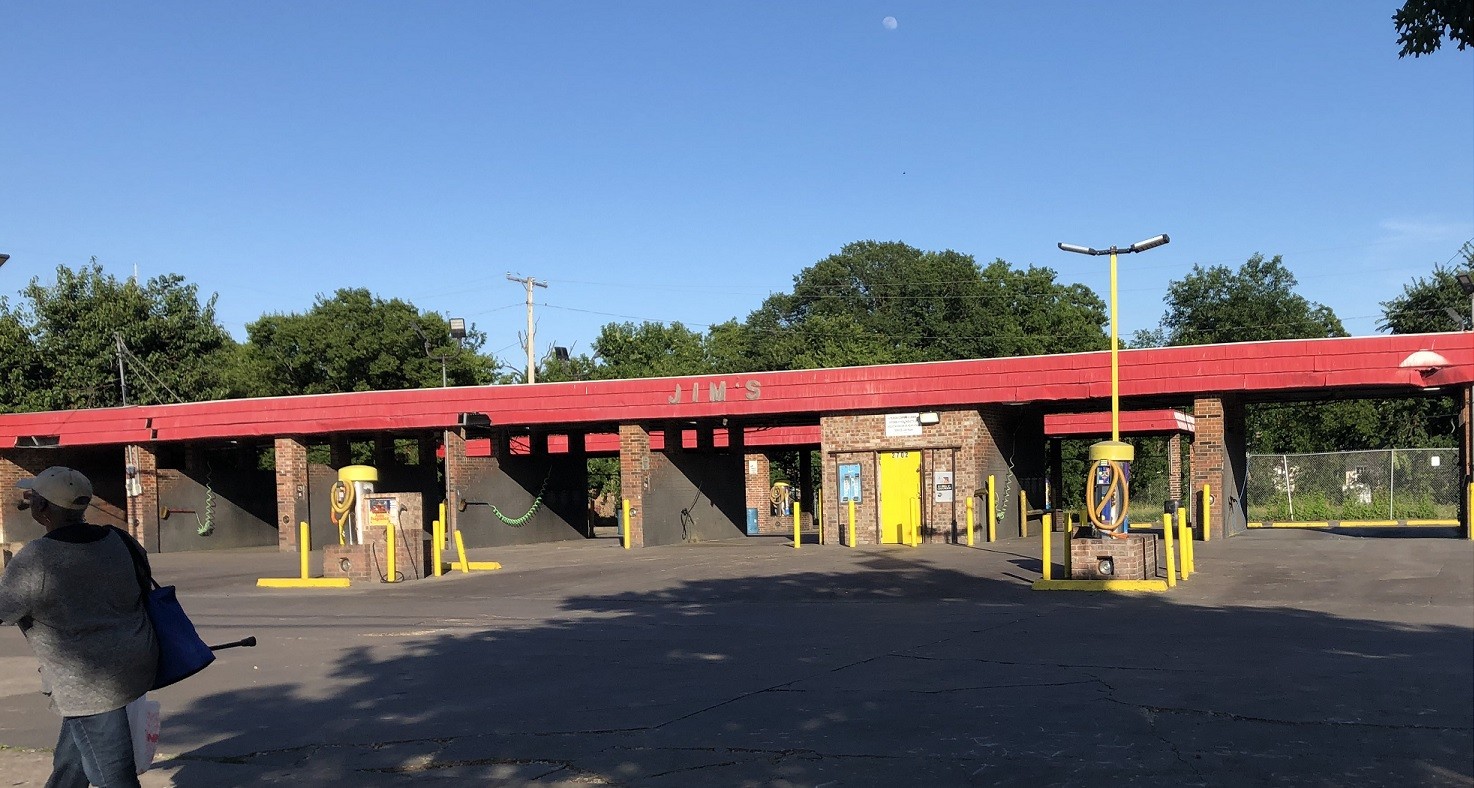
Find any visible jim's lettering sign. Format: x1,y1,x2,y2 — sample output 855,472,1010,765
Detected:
668,379,761,404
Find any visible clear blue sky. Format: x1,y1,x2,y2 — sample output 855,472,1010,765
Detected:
3,2,1470,367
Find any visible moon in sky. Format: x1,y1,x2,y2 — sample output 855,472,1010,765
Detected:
882,16,898,30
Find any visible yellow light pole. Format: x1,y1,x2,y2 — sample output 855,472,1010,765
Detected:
1058,235,1170,535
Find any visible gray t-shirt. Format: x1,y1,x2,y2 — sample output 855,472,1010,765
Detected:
0,524,158,716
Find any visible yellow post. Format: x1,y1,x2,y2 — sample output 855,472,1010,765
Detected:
432,518,444,578
1201,483,1212,542
385,514,396,583
1041,512,1052,581
1019,490,1028,538
847,499,856,548
439,502,447,547
298,522,311,580
621,498,631,550
1178,507,1193,578
910,498,921,547
1467,482,1473,541
454,530,470,573
966,496,975,547
793,500,802,549
986,475,997,542
1161,513,1177,588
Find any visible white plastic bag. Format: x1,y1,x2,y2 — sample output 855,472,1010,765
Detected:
125,693,161,775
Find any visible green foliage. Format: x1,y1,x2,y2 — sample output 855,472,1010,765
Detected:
1292,491,1334,521
589,321,717,380
1378,244,1474,333
1339,493,1389,521
1393,0,1473,57
1393,495,1437,520
740,242,1108,371
0,260,233,411
1159,253,1346,346
231,289,499,397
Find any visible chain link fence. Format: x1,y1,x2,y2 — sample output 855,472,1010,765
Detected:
1246,448,1461,523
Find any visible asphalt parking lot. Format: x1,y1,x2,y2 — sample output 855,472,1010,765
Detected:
2,529,1471,786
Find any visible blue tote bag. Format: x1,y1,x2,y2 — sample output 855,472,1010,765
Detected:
115,528,215,689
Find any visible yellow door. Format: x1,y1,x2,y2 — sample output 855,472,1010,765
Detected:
878,451,921,544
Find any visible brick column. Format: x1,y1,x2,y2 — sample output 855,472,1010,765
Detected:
124,444,159,550
618,424,650,548
744,452,773,533
275,437,309,551
443,429,467,539
1190,397,1222,539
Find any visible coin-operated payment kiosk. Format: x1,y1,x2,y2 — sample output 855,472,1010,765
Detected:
323,465,427,582
1086,441,1132,538
330,465,378,545
1071,439,1158,581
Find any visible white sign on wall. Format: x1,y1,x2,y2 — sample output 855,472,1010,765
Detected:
933,471,954,503
885,412,923,437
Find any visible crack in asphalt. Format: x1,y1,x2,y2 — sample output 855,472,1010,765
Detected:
1102,696,1474,732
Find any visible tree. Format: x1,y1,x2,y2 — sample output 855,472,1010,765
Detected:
1151,253,1360,453
0,260,233,412
1394,0,1473,57
588,321,717,380
1158,253,1346,346
1378,243,1474,333
740,241,1108,371
230,288,498,397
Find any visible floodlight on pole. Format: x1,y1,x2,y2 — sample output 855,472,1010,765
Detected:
1057,234,1171,441
1058,233,1170,539
0,254,10,269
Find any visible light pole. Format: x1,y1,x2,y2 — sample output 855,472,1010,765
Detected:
1058,234,1170,536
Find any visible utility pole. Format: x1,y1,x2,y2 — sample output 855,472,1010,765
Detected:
507,273,547,383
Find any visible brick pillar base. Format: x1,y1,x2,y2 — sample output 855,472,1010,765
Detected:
619,425,650,547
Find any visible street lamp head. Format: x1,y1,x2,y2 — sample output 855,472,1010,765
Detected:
1128,234,1170,253
448,317,467,339
1058,243,1100,256
1456,272,1474,296
0,254,10,268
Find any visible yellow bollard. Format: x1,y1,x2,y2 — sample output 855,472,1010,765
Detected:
621,498,631,550
1162,513,1177,588
986,475,997,543
439,503,447,547
1201,483,1212,542
386,515,396,583
1019,490,1028,539
966,496,975,547
454,530,471,573
1467,481,1473,541
1178,507,1193,579
1041,512,1052,581
793,501,802,549
848,499,856,548
432,518,443,578
299,522,311,580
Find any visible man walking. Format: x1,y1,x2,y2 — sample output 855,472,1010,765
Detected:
0,467,158,787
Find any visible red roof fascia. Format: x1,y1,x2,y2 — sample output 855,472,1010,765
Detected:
1044,410,1195,437
3,334,1469,447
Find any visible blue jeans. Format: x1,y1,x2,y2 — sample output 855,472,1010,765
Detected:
47,705,140,788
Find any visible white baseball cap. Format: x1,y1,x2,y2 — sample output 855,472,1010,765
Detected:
17,467,94,510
